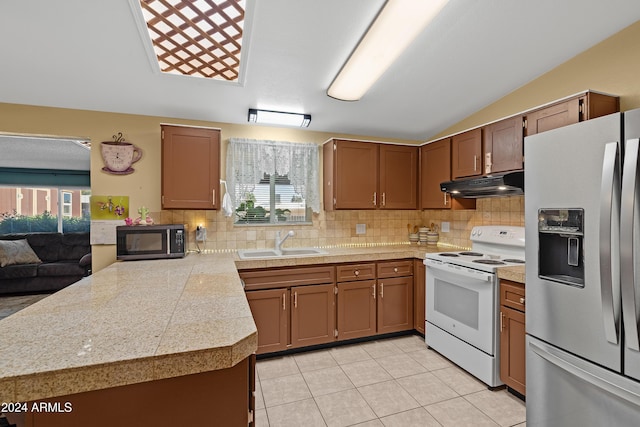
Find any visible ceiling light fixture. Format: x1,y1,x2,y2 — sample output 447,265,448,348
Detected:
327,0,449,101
248,109,311,128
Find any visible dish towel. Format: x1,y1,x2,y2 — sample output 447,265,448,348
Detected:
222,191,233,217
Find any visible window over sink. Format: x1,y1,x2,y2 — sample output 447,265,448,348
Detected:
226,138,320,225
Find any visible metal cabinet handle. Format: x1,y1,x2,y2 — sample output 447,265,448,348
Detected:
282,293,286,311
443,192,448,206
519,297,525,304
393,267,398,273
474,155,478,171
380,283,384,298
500,312,505,332
354,270,359,277
372,284,376,299
294,291,298,308
382,192,386,207
373,192,377,206
212,189,216,206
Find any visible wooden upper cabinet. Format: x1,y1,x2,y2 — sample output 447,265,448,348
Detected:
420,138,476,210
324,140,378,209
323,139,417,210
524,92,619,137
379,144,418,209
420,138,451,209
483,116,524,174
451,128,482,179
161,125,220,209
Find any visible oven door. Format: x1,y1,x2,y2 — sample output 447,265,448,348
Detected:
425,259,496,354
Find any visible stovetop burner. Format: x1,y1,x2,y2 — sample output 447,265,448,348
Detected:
503,259,525,264
459,251,483,256
472,259,506,265
440,253,460,257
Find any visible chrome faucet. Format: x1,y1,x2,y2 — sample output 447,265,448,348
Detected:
275,230,295,254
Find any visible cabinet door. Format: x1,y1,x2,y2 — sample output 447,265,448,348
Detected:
524,97,581,136
451,128,482,178
246,288,289,354
377,276,414,334
500,305,526,395
379,144,418,209
161,125,220,209
483,116,523,174
413,260,426,335
332,140,378,209
337,279,377,340
420,138,451,209
291,284,336,347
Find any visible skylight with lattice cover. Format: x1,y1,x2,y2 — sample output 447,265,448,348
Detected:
139,0,245,81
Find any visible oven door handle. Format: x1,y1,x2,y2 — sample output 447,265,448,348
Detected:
424,259,493,282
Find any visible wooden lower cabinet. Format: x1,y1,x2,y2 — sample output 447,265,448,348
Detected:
500,280,526,395
337,279,377,340
20,357,254,427
244,260,416,355
413,259,426,334
291,284,336,348
246,288,289,354
377,276,414,334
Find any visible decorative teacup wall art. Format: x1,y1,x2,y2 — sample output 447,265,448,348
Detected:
100,132,143,175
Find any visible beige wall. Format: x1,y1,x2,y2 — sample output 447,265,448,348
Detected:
1,20,638,270
432,20,640,139
0,104,418,271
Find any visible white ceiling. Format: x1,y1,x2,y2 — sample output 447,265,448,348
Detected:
0,0,639,142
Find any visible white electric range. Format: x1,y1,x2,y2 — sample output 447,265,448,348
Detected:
424,225,525,387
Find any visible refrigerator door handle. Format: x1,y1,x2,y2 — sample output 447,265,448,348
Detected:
530,339,640,407
621,138,640,351
600,141,621,344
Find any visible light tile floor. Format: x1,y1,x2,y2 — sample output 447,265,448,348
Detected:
255,335,526,427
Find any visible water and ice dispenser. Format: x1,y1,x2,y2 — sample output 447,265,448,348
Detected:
538,209,584,287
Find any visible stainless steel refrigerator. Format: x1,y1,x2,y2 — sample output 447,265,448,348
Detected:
525,108,640,426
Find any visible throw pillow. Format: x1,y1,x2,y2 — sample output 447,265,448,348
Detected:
0,239,43,267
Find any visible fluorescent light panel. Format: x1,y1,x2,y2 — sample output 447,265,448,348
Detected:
328,0,449,101
248,109,311,127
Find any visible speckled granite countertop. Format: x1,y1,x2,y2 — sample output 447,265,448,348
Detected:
0,244,446,403
233,243,443,269
497,265,526,284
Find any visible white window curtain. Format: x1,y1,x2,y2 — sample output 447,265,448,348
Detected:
226,138,321,213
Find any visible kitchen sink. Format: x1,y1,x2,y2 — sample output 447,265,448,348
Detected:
237,247,328,259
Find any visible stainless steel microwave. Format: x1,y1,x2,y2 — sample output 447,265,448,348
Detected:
116,224,186,261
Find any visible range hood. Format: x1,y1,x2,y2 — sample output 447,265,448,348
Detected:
440,171,524,198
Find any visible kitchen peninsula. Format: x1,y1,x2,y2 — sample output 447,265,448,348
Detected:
0,253,258,427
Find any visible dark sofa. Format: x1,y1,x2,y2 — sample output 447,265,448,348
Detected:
0,232,91,295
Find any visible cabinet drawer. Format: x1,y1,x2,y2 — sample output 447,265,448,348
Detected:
500,280,525,311
240,266,335,291
377,260,413,278
336,263,376,282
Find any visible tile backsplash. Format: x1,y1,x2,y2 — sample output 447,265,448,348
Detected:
159,196,524,252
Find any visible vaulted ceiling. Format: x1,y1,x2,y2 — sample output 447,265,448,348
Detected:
1,0,639,141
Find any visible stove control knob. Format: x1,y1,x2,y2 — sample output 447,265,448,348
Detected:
472,229,477,236
477,229,483,236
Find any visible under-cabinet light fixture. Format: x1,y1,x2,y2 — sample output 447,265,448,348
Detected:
247,109,311,127
327,0,449,101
